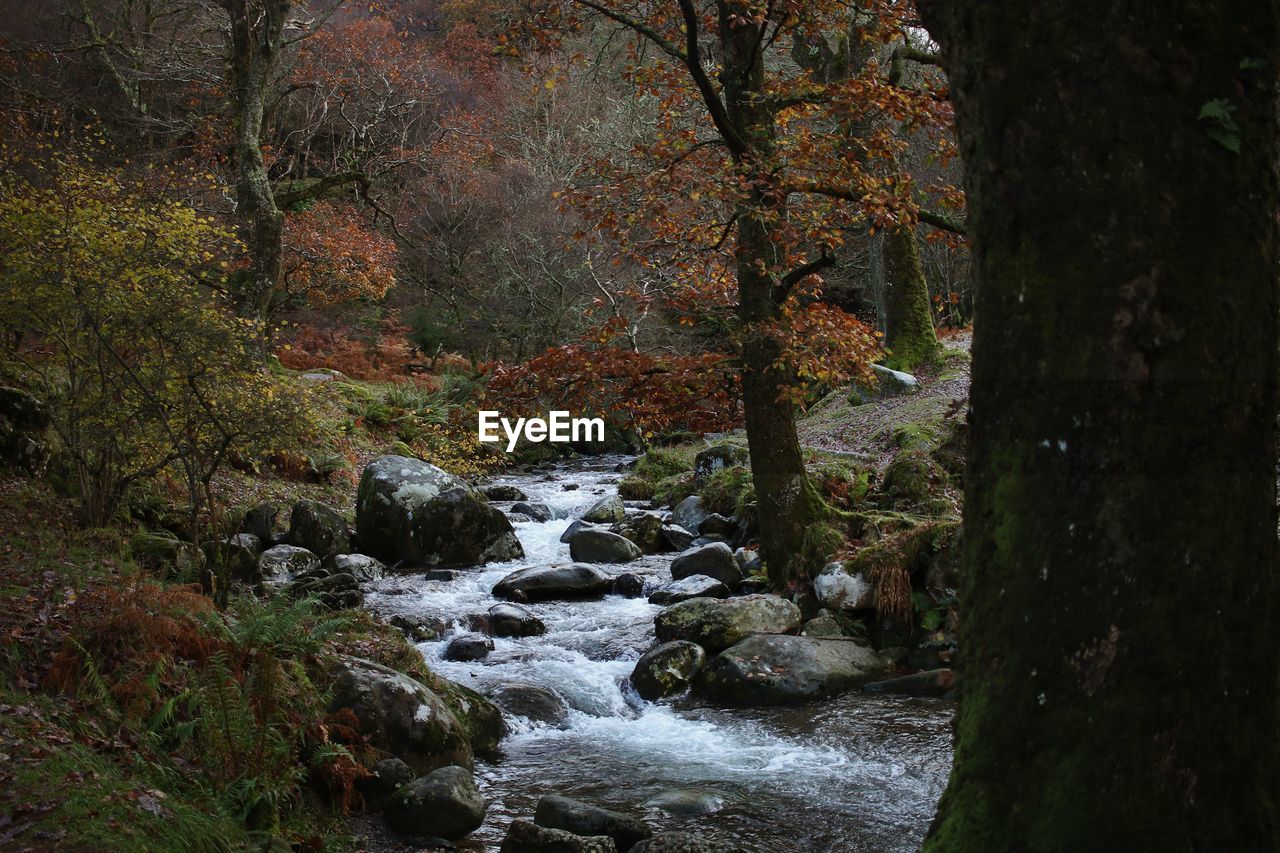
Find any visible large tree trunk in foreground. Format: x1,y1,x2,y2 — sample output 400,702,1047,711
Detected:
920,1,1280,848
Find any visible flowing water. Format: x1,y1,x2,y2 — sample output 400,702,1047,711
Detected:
363,456,954,852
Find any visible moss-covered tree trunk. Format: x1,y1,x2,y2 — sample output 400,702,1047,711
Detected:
918,1,1280,848
882,223,939,371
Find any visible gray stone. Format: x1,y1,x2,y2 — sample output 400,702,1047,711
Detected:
493,563,614,602
671,496,708,534
357,757,413,811
356,455,523,569
568,528,642,564
500,819,617,853
443,633,494,662
385,765,485,840
630,641,706,700
670,543,740,589
660,525,696,552
258,544,320,584
489,683,570,727
611,513,670,554
534,795,651,850
329,658,472,773
484,484,528,501
642,789,732,816
695,635,887,705
654,595,802,654
239,502,279,543
389,614,447,642
288,500,350,559
487,603,546,637
812,561,875,612
560,518,599,543
697,513,737,540
612,572,646,598
648,575,730,605
329,553,386,582
513,501,555,522
581,494,625,523
801,612,847,638
630,833,742,853
693,443,749,481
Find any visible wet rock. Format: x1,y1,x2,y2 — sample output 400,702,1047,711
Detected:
669,543,740,589
654,595,802,654
385,765,486,840
258,544,320,584
630,641,706,700
671,496,708,534
489,683,570,726
695,635,887,705
330,657,472,773
581,494,626,523
612,573,646,598
560,519,599,543
630,832,742,853
648,575,730,606
643,789,731,816
612,513,670,554
568,528,642,564
513,501,555,522
239,501,280,543
660,525,696,552
863,668,956,697
693,443,750,481
534,795,651,851
422,569,456,582
813,561,874,612
563,483,581,491
356,455,524,569
697,514,737,541
484,484,528,502
288,499,350,559
328,553,386,582
500,819,617,853
389,614,447,642
493,563,614,602
487,603,546,637
357,756,414,811
443,633,494,662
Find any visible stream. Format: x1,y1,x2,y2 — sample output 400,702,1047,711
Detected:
363,455,954,852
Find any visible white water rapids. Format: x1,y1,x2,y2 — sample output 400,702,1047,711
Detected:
362,456,953,852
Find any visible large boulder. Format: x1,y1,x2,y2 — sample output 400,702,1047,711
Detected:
654,595,802,654
488,683,571,727
500,819,617,853
385,765,486,840
487,603,547,637
695,635,887,705
630,641,706,700
534,795,652,851
648,575,730,606
257,544,320,584
568,528,642,564
671,496,708,534
356,455,524,569
239,501,280,543
287,500,350,559
560,518,598,543
581,495,625,523
493,563,614,602
329,657,472,773
443,633,494,662
812,561,874,612
693,444,749,480
669,543,740,588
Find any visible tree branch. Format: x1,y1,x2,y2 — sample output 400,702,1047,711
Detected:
273,170,367,209
889,44,944,86
918,208,966,235
677,0,749,158
775,250,836,300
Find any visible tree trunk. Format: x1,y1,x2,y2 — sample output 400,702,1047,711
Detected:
720,1,832,586
882,223,938,371
225,0,288,346
919,1,1280,848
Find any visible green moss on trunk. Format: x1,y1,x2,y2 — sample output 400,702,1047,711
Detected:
918,0,1280,849
883,225,939,371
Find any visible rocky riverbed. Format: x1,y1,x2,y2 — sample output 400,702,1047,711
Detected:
361,455,955,852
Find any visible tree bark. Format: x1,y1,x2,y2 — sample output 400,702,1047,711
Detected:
882,223,938,370
225,0,289,341
718,1,831,585
919,1,1280,849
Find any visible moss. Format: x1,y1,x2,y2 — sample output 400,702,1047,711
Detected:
700,465,755,516
882,225,941,371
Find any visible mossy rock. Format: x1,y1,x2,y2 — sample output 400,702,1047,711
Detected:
880,447,948,509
